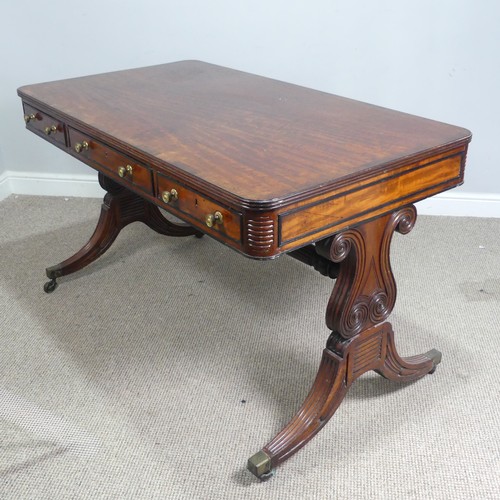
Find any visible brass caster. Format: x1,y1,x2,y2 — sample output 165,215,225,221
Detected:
43,278,58,294
257,469,275,482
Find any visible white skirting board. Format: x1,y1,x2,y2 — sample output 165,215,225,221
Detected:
1,170,499,218
0,170,105,201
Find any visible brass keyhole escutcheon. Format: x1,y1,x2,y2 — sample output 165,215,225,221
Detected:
74,141,89,153
161,189,178,204
118,164,133,178
205,211,223,228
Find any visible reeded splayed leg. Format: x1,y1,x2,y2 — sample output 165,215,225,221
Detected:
247,205,441,480
43,172,202,292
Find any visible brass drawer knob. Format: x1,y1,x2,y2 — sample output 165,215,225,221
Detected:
161,189,178,203
118,164,133,178
205,211,223,228
74,141,89,153
24,113,37,123
44,125,58,135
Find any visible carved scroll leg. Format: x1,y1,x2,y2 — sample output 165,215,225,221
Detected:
44,192,123,292
44,173,202,292
247,322,440,480
247,324,397,480
248,347,350,480
248,205,442,480
375,328,442,382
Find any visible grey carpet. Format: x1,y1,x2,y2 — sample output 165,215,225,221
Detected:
0,195,499,500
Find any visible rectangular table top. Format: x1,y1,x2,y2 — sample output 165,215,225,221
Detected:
18,60,471,205
18,61,471,258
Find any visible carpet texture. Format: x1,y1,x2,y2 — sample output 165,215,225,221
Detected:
0,195,499,499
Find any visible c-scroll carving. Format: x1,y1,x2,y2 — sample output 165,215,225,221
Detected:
326,206,417,339
248,205,442,480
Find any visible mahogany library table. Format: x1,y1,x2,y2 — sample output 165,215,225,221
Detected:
18,61,471,480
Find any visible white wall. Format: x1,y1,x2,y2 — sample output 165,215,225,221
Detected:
1,0,499,212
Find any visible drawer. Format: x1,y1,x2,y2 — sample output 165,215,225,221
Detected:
68,127,153,195
23,103,66,146
157,173,241,243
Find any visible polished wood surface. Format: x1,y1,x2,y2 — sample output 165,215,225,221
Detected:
18,61,470,203
248,205,440,478
18,61,471,258
43,173,201,293
18,62,471,480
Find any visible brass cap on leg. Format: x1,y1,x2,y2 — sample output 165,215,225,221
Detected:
247,450,273,480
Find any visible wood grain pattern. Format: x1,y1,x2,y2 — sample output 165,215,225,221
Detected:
18,61,471,258
279,151,462,246
69,127,154,195
156,172,242,243
18,61,471,206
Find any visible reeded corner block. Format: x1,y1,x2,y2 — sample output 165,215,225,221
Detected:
247,450,273,480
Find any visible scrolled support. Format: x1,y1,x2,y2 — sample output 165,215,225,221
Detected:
247,205,441,480
326,207,417,339
43,173,202,291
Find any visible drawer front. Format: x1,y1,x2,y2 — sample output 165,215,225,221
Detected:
157,173,242,243
23,103,66,146
68,127,153,194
